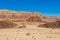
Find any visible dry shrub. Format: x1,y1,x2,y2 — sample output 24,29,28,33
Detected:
0,21,17,28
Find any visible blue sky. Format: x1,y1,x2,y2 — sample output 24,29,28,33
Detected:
0,0,60,16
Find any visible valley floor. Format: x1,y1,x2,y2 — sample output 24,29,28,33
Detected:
0,27,60,40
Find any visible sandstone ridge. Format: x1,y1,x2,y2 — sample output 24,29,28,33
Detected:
0,10,60,29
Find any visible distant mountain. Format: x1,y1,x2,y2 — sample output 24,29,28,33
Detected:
0,10,60,21
0,10,45,22
0,10,60,28
0,10,60,22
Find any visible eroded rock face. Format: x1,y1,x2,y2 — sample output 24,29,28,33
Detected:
0,10,60,29
38,21,60,29
26,16,42,22
0,21,17,28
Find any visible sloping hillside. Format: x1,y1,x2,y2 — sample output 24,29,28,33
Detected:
0,10,60,29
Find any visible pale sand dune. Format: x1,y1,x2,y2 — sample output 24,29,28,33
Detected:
0,28,60,40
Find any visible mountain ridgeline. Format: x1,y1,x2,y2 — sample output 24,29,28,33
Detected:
0,10,60,29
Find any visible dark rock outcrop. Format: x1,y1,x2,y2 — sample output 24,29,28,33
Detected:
26,16,42,22
38,21,60,29
0,21,17,28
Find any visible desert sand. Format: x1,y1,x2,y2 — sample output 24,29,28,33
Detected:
0,22,60,40
0,27,60,40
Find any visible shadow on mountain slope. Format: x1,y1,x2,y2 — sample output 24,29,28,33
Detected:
38,21,60,29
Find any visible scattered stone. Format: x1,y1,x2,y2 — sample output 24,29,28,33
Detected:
26,33,30,36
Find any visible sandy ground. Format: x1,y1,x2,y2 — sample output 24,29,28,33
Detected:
0,27,60,40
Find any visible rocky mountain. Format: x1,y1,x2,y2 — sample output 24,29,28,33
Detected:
0,10,60,23
0,10,46,22
0,10,60,28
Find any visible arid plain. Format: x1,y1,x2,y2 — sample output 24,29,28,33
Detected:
0,10,60,40
0,27,60,40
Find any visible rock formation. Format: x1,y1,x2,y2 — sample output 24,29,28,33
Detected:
0,10,60,29
38,21,60,29
0,21,18,28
